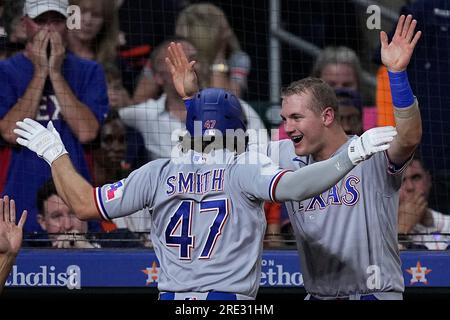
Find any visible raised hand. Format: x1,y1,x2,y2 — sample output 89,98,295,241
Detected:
348,126,397,165
0,196,27,256
14,118,68,166
398,191,427,233
29,29,50,78
48,31,66,79
380,14,422,72
165,42,199,99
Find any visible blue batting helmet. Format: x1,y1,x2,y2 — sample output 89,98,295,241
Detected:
186,88,246,137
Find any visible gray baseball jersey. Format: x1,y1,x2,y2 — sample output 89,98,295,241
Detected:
266,137,406,299
94,149,289,298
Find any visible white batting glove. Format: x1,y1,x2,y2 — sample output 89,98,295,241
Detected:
348,126,397,165
14,118,68,166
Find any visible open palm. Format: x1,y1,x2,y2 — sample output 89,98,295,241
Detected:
165,42,199,99
380,15,422,72
0,196,27,255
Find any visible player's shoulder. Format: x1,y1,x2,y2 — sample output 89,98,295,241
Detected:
232,150,284,179
137,158,171,174
235,149,274,165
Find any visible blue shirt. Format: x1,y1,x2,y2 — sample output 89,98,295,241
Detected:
0,52,109,232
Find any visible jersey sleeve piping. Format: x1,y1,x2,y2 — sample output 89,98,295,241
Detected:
93,187,111,221
269,169,292,202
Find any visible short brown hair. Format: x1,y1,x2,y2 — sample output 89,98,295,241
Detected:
281,77,338,115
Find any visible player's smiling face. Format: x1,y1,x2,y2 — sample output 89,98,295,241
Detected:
281,92,326,156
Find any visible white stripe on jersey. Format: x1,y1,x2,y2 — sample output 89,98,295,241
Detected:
269,170,291,202
94,187,110,220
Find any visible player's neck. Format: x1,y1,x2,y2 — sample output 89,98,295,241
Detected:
313,128,348,161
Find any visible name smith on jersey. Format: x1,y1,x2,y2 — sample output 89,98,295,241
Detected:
166,169,225,196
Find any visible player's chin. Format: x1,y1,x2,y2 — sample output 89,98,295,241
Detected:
293,141,310,157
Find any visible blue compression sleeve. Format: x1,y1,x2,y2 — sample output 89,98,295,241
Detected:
388,70,414,108
183,98,193,110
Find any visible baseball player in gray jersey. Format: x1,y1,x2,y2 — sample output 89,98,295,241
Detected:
13,48,396,300
268,15,421,300
167,15,422,300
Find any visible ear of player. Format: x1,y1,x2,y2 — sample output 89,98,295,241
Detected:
348,126,397,165
14,118,68,166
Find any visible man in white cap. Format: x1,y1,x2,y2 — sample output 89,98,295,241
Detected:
0,0,109,232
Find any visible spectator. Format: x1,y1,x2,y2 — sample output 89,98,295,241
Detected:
132,3,251,104
103,67,148,170
34,179,99,248
68,0,119,67
121,38,265,161
88,109,147,186
0,0,109,232
86,110,151,243
175,3,250,98
398,156,450,250
0,0,26,60
312,46,361,91
25,179,143,248
89,111,130,186
0,195,27,293
103,62,131,110
118,0,183,96
311,46,376,132
120,38,196,161
335,88,363,136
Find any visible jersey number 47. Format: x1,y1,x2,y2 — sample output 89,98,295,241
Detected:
165,199,229,260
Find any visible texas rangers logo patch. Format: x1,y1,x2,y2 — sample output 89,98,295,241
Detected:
105,180,125,202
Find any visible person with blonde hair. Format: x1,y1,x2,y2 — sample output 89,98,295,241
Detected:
68,0,119,67
175,3,250,98
133,2,251,103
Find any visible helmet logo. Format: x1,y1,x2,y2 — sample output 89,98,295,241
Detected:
204,120,217,129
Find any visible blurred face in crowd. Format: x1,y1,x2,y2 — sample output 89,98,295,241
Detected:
400,160,432,200
38,194,88,234
23,11,67,42
154,40,198,93
281,91,330,157
9,16,28,44
71,0,104,42
107,77,129,109
320,63,358,91
337,98,362,135
98,118,126,168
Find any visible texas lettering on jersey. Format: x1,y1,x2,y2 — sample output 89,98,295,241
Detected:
166,169,225,196
303,175,361,211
